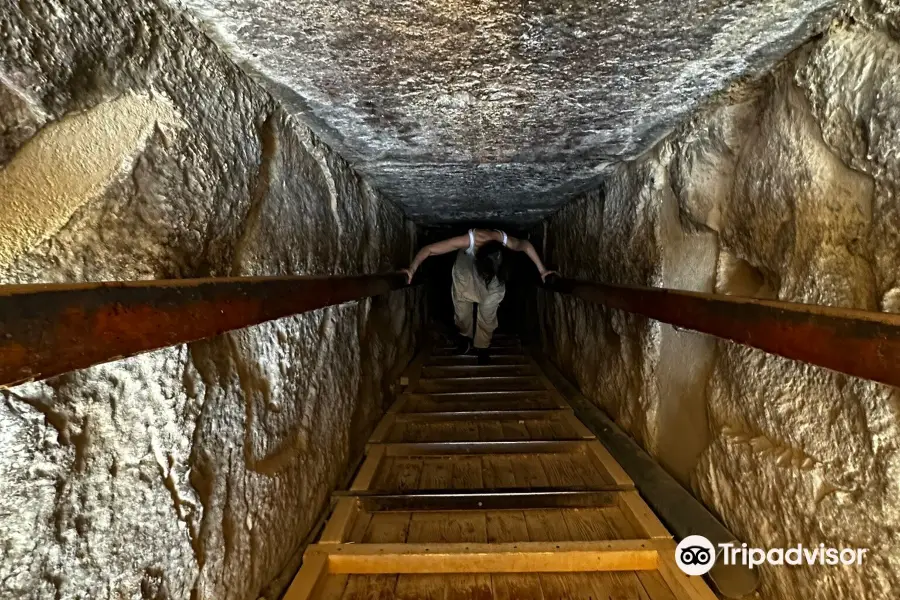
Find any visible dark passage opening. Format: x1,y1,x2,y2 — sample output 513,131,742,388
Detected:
416,226,540,343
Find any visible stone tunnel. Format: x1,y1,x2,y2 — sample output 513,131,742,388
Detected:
1,1,899,599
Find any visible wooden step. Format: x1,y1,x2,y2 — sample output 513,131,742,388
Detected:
354,447,627,492
431,345,526,356
394,409,570,422
435,337,522,349
415,376,544,393
400,393,562,414
284,340,717,600
425,354,530,366
369,411,594,445
421,364,537,378
334,488,625,511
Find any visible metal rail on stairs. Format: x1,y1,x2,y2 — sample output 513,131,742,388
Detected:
543,275,900,388
0,272,411,388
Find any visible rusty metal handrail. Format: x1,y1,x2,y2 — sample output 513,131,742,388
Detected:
542,276,900,388
0,272,411,388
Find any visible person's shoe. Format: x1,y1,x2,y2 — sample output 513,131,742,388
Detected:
476,348,490,365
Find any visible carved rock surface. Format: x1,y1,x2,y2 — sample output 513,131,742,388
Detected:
178,0,838,224
0,2,420,599
535,4,900,599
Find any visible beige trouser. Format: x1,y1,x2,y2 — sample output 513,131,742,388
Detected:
451,250,506,348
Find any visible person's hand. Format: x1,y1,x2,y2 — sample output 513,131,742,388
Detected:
540,269,558,283
400,268,414,284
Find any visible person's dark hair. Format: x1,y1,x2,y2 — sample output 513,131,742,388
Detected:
475,240,510,285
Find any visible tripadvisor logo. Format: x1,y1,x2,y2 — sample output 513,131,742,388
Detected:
675,536,869,576
676,536,717,576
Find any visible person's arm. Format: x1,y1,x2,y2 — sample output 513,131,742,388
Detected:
505,236,557,282
402,234,470,283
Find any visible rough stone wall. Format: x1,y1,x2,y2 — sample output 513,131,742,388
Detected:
0,2,421,599
535,3,900,599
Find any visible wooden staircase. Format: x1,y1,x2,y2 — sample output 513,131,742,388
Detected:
285,335,717,600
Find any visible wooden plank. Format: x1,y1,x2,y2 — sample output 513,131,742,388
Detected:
637,570,680,600
524,509,571,542
511,454,551,488
339,575,398,600
422,364,535,378
377,440,585,456
361,512,413,544
417,458,454,490
399,504,491,600
312,540,659,574
347,510,374,544
524,355,571,410
386,420,411,443
397,409,569,422
539,573,586,600
559,410,598,440
486,511,530,543
538,453,588,489
586,572,653,600
394,574,447,600
481,455,518,489
350,445,386,492
493,574,545,600
477,419,506,442
385,393,409,414
283,553,329,600
541,572,647,600
457,419,481,442
399,343,430,391
401,390,554,410
586,441,634,488
374,457,424,492
601,505,641,540
500,419,531,440
320,498,361,543
417,376,544,393
425,354,529,366
451,456,484,489
407,390,551,400
431,345,526,356
550,417,576,440
366,413,397,445
395,421,451,443
619,491,672,540
434,336,521,349
347,489,620,512
317,575,349,600
403,396,556,414
523,417,559,440
446,575,493,600
569,449,614,489
561,508,619,541
407,512,488,544
379,570,498,598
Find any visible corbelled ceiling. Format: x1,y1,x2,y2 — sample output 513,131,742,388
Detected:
179,0,838,224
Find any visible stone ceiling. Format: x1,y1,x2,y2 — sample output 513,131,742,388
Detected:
178,0,838,224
